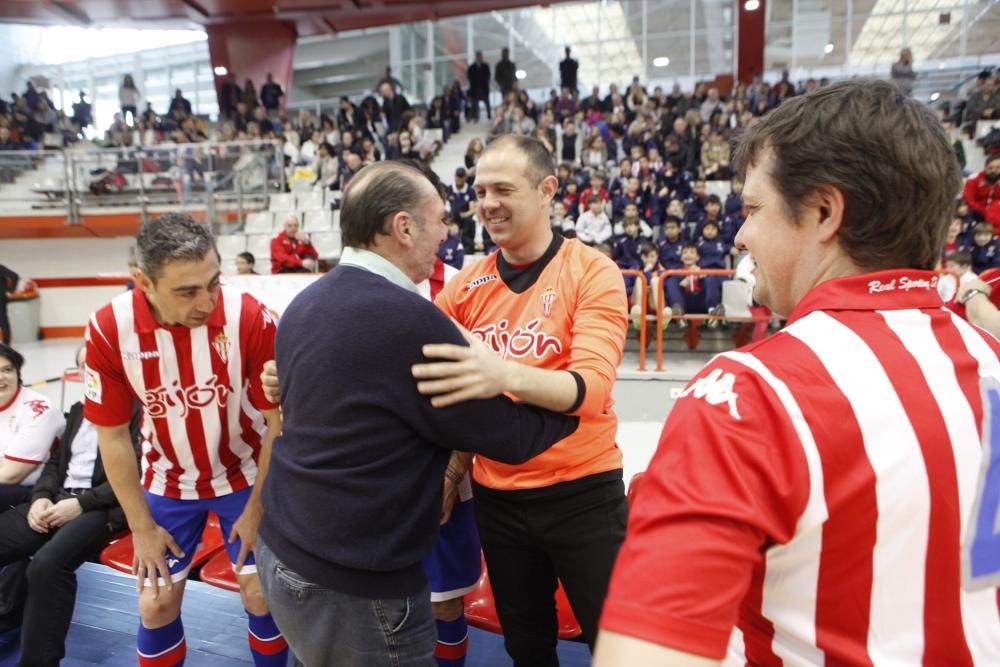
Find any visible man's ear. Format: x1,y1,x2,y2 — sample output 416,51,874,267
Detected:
388,210,414,247
136,270,155,295
539,174,559,204
809,185,845,243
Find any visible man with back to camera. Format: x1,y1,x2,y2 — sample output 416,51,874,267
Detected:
594,79,1000,665
84,213,288,667
254,160,579,666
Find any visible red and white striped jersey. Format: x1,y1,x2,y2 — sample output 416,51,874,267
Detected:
417,259,459,301
600,269,1000,665
0,386,63,487
83,286,278,500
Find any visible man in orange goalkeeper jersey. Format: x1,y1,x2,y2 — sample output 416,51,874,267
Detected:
412,134,630,666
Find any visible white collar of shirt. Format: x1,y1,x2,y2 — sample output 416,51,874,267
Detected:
339,246,418,294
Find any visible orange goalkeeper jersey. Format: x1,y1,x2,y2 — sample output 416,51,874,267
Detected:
435,234,628,490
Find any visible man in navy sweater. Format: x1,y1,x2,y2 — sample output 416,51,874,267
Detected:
256,161,578,667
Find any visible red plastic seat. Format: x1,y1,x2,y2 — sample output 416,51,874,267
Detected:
100,512,226,574
627,472,645,508
198,548,240,592
464,553,582,640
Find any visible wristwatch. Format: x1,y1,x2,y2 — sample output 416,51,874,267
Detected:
959,288,990,305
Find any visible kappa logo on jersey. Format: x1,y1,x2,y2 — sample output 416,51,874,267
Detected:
261,305,277,329
84,367,102,403
143,375,234,419
25,400,49,418
466,274,498,292
121,350,161,361
471,318,563,360
677,368,741,420
541,287,557,317
213,333,230,365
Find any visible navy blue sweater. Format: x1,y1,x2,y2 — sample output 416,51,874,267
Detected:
259,265,578,599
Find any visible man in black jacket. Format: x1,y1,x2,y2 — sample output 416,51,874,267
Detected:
466,51,491,122
0,346,140,667
380,81,412,133
494,48,516,97
559,47,579,93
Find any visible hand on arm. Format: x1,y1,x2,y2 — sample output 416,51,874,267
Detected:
440,451,473,524
412,323,579,412
959,278,1000,337
98,424,183,598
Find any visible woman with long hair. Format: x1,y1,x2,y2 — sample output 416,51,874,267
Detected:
119,74,140,125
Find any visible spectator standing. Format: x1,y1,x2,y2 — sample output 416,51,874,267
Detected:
378,66,405,95
0,345,139,666
118,75,140,125
560,47,579,93
467,51,492,122
71,91,92,131
219,74,241,121
242,78,259,111
380,82,412,133
963,153,1000,234
891,48,917,97
260,73,284,113
271,214,319,274
595,79,1000,666
166,89,192,121
495,48,517,98
0,264,18,344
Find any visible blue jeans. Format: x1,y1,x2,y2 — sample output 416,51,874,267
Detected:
256,538,436,667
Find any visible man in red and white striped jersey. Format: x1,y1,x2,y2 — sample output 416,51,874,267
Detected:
595,80,1000,665
84,214,288,667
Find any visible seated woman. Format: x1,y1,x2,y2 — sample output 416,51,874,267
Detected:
0,344,63,507
0,344,140,666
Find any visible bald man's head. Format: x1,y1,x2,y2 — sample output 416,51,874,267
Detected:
340,161,437,248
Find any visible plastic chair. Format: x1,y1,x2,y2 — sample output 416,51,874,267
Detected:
100,512,226,574
464,553,582,640
627,472,645,508
197,549,240,592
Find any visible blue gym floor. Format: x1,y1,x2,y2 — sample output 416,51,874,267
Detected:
0,563,592,666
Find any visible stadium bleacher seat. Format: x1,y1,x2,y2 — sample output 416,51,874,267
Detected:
627,472,644,507
705,180,730,201
245,211,275,235
247,234,273,267
303,210,333,233
268,193,296,212
99,514,225,575
297,190,325,211
464,553,582,640
198,549,240,592
311,231,342,259
216,234,247,259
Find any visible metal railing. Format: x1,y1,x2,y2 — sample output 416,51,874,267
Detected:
0,140,284,230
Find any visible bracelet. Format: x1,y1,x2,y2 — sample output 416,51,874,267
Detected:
444,467,464,485
959,288,990,305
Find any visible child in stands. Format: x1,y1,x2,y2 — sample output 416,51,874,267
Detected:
971,222,1000,274
576,194,613,245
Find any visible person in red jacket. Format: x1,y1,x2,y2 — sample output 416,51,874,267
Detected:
270,213,318,274
963,152,1000,234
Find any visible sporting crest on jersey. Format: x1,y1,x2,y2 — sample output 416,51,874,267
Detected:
213,333,231,365
25,399,49,419
541,287,557,317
